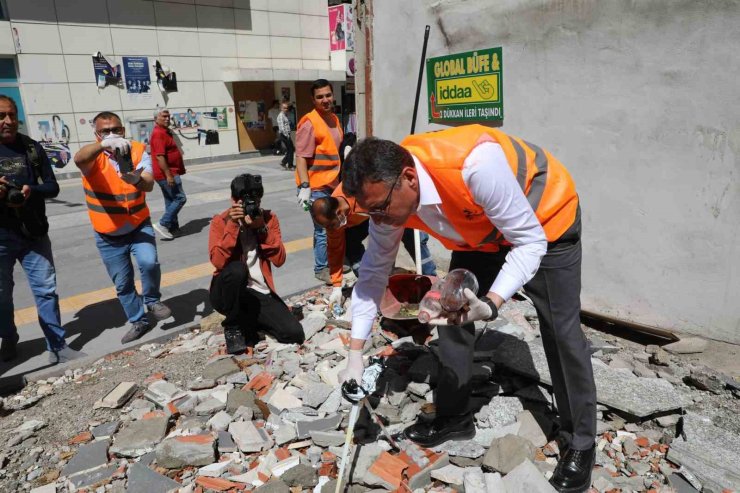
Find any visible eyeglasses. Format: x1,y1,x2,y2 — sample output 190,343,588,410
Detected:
366,171,403,218
96,126,125,138
0,112,18,121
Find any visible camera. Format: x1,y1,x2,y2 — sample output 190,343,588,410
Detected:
115,147,134,174
2,179,25,205
239,174,264,219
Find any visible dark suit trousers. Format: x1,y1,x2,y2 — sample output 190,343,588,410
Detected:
435,237,597,451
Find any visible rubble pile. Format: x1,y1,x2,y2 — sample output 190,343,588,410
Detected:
0,289,738,493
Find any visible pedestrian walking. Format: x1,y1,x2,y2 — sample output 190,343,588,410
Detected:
150,108,187,240
277,102,294,170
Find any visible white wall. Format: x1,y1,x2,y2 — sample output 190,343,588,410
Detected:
364,0,740,343
2,0,340,163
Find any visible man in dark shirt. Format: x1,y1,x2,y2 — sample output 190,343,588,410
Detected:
150,108,187,241
0,95,83,364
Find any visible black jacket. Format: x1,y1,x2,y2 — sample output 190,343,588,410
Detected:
0,134,59,237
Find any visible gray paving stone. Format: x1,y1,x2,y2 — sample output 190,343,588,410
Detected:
226,388,258,414
98,382,138,408
62,439,110,477
217,430,237,453
67,464,118,489
110,417,169,458
194,397,226,416
295,413,342,439
666,412,740,491
280,463,318,488
91,421,120,439
482,434,536,474
126,462,180,493
492,336,691,417
229,421,274,452
301,382,333,409
254,478,291,493
202,357,241,381
309,430,345,447
301,312,327,341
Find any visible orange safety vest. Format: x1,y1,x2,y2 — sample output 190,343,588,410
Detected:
295,109,343,190
82,141,150,234
402,125,578,252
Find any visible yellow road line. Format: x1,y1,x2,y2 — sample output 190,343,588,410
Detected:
13,236,313,326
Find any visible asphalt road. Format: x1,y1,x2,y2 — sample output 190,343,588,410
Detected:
1,155,321,391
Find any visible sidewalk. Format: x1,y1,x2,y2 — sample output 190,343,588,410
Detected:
52,150,271,182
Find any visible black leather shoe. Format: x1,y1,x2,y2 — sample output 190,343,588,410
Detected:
404,415,475,448
549,444,595,493
1,334,19,362
224,327,247,354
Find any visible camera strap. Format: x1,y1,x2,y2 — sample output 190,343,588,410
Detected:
18,133,42,184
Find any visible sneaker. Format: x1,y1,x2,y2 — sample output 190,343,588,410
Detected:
121,321,151,344
147,301,172,321
1,334,19,362
314,268,332,285
153,222,174,240
48,346,87,365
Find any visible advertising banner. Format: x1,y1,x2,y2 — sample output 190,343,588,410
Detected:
92,53,121,88
123,56,151,94
426,47,504,124
328,5,346,51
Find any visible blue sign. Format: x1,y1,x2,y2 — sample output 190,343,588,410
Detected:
123,56,151,94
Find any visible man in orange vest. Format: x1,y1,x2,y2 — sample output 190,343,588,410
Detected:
74,112,172,345
311,184,437,308
339,126,596,493
294,79,343,285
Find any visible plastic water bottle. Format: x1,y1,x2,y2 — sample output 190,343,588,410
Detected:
417,269,479,323
332,303,345,318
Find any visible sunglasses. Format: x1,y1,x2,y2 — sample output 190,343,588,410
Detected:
96,126,125,137
0,112,18,121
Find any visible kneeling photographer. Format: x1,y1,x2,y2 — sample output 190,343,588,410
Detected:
209,174,305,353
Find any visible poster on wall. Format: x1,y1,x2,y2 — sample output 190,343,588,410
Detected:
426,47,504,124
154,60,178,93
345,4,355,51
328,5,346,51
36,115,72,168
281,87,290,102
123,56,151,94
171,108,229,132
128,119,155,152
92,52,121,89
239,100,265,129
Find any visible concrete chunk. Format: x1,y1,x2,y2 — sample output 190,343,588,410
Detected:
295,413,342,439
492,336,691,417
202,357,241,381
501,459,557,493
144,380,184,408
483,434,536,474
126,462,181,493
155,434,216,469
96,382,137,408
110,416,168,457
67,464,118,489
229,421,274,452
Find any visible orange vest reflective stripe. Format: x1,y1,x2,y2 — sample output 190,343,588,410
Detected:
401,124,578,252
295,109,343,190
82,141,151,234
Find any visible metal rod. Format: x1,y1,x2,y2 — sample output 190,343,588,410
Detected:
335,403,361,493
410,25,431,135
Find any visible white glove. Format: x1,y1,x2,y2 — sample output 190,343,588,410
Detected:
426,288,495,326
100,136,131,154
297,187,311,207
329,287,344,307
338,349,365,385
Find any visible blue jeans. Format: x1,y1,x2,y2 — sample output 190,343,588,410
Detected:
0,228,66,351
156,175,187,230
94,220,162,324
303,188,329,273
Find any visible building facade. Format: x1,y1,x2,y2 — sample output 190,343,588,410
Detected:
0,0,347,173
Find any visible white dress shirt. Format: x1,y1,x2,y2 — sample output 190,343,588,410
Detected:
350,142,548,341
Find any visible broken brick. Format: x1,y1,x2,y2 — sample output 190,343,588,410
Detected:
368,452,407,488
195,476,243,491
68,431,93,445
244,372,274,392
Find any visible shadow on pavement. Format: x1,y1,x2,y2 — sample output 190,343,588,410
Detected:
176,217,212,238
160,288,213,331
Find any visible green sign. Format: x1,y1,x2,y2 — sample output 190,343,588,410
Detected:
426,47,503,124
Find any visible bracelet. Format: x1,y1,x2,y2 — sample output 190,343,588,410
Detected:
480,297,499,322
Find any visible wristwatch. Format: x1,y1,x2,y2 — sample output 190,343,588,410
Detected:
480,296,499,322
300,181,310,189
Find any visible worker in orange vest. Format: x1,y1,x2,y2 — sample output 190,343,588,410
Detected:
74,111,172,345
311,183,437,309
339,125,596,493
294,79,343,285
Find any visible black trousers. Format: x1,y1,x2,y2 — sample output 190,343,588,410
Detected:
435,233,597,450
279,134,294,168
209,261,304,344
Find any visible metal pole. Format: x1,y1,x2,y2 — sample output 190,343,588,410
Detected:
411,25,431,275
